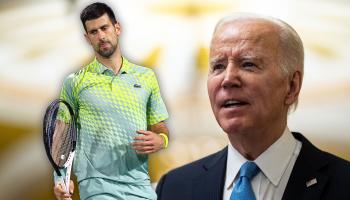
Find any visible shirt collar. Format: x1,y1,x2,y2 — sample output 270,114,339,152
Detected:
225,127,297,189
255,127,296,186
89,56,132,75
226,141,248,189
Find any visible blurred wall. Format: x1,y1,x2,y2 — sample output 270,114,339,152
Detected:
0,0,349,199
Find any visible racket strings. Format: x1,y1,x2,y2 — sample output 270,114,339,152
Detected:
49,103,74,168
54,122,72,167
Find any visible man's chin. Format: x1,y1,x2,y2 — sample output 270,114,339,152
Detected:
220,120,247,135
97,46,116,58
98,51,114,58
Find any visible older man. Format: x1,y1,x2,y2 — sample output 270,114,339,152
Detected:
156,14,350,200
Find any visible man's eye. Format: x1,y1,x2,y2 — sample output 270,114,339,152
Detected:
212,64,225,71
90,30,97,35
242,62,256,68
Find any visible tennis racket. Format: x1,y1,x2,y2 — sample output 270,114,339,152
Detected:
43,99,77,193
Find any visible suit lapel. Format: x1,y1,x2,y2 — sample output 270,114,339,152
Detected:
282,132,329,200
192,147,228,200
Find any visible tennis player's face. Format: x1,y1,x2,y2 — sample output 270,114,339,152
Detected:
207,20,294,136
84,13,120,58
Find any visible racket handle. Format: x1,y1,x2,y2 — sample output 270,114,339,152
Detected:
64,151,75,193
65,161,73,193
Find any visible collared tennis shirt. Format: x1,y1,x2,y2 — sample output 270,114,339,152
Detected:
58,57,168,200
224,127,302,200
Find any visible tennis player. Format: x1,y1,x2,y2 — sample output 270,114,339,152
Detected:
53,2,169,200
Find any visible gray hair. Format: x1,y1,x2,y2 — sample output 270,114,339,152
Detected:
213,13,304,110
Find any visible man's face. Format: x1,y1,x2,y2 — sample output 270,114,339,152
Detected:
207,20,294,136
84,13,120,58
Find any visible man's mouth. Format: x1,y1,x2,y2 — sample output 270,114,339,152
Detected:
99,42,109,48
222,100,248,108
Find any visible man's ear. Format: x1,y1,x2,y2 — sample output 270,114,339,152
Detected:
285,70,302,105
114,22,121,35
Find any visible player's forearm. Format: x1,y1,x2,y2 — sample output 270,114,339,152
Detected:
149,121,169,136
149,121,169,149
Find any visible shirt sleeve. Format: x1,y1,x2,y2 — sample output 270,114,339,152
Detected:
146,70,169,126
59,74,79,112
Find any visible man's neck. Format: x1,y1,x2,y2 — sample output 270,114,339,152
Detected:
96,49,122,74
228,121,287,161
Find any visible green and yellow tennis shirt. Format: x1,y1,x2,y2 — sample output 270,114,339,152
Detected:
58,57,168,200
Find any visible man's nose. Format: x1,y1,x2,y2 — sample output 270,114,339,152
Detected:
221,63,242,88
97,29,106,39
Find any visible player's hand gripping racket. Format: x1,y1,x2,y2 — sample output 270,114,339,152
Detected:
43,99,76,193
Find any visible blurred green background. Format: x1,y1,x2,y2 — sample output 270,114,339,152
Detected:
0,0,349,199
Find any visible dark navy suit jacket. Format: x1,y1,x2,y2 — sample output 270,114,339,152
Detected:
156,132,350,200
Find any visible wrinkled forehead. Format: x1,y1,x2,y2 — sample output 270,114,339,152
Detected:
210,19,281,58
212,19,280,46
85,13,113,30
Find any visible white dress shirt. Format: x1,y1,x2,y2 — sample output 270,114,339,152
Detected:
223,127,302,200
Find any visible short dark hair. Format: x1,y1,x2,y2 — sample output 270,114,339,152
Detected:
80,2,117,32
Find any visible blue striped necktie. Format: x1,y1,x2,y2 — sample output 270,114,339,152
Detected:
230,161,260,200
